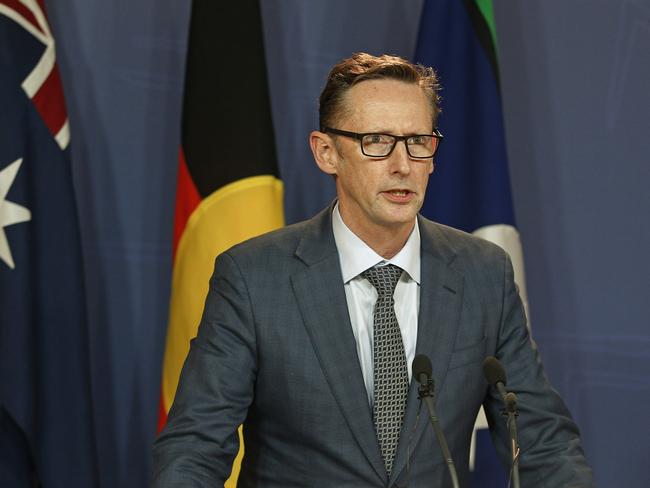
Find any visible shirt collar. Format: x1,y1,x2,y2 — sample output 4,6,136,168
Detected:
332,202,421,284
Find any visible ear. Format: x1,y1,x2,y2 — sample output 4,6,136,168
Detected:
310,130,339,176
429,161,435,175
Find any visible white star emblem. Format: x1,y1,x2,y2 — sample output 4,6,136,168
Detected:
0,158,32,269
470,406,489,471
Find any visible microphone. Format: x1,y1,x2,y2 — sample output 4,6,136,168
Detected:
482,356,517,413
413,354,459,488
412,354,434,394
483,356,520,488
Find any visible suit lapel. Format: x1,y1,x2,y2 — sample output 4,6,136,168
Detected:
290,207,386,484
390,218,464,485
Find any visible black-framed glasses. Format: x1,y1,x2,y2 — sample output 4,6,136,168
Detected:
323,127,443,159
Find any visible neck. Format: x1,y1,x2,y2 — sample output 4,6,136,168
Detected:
339,214,415,260
373,234,410,259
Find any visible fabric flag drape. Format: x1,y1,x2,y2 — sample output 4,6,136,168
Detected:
415,1,529,486
157,1,284,486
0,0,99,485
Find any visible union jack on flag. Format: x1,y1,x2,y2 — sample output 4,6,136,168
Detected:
0,0,69,148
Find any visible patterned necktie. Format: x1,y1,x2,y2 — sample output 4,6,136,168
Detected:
362,264,408,475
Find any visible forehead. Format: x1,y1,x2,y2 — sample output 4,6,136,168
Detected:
339,79,433,132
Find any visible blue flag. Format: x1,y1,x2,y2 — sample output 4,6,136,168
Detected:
415,1,528,486
0,2,98,485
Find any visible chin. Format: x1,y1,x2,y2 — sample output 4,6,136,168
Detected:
387,206,419,222
379,212,417,229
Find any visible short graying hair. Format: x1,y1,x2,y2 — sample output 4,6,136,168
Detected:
319,52,441,130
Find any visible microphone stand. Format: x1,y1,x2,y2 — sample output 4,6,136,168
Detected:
417,377,460,488
502,392,520,488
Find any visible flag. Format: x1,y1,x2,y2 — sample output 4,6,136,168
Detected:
0,0,98,485
157,1,284,486
414,1,529,486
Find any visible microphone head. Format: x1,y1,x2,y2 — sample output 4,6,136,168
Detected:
504,392,517,410
412,354,433,384
483,356,507,386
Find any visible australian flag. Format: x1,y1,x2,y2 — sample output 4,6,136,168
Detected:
0,1,98,485
415,1,529,486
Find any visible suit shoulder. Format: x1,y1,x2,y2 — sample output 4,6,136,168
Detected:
419,217,509,265
219,218,314,268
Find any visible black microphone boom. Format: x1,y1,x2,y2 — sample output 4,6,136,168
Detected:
412,354,459,488
483,356,516,412
483,356,520,488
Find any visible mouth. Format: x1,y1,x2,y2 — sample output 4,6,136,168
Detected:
382,189,414,202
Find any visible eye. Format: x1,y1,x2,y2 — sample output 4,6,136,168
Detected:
366,134,391,144
408,135,428,145
361,134,396,157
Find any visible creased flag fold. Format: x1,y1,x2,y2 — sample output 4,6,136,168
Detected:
0,1,98,485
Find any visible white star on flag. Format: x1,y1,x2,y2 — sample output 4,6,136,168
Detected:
0,158,32,269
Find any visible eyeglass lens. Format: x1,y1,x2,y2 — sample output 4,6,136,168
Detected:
361,134,436,158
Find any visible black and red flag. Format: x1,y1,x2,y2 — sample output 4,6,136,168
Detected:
158,1,284,485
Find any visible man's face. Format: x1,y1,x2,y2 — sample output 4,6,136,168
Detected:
322,79,435,239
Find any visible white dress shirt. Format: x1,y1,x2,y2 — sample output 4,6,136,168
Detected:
331,203,420,407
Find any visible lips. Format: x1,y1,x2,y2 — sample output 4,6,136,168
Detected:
382,189,414,202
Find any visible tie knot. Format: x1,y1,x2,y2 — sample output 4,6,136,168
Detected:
362,264,403,296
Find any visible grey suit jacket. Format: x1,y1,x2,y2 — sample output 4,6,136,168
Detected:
152,206,594,487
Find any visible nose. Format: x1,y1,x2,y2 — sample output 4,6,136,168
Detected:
388,140,411,175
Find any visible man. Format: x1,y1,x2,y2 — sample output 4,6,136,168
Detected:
152,53,593,487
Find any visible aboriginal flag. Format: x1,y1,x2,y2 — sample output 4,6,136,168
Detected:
0,0,98,485
157,1,284,486
415,1,529,486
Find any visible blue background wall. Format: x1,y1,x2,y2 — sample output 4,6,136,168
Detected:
44,1,649,486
